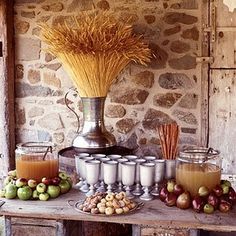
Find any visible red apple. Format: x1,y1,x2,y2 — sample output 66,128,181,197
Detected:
173,184,184,196
212,185,223,197
165,192,177,207
52,177,61,186
42,177,52,186
15,178,28,188
159,187,168,202
192,196,205,213
219,202,231,213
28,179,37,188
228,187,236,204
207,193,219,209
176,191,191,209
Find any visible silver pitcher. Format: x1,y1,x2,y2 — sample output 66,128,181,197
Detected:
72,97,116,149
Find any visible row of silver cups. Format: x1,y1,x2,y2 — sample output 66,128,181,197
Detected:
75,153,176,201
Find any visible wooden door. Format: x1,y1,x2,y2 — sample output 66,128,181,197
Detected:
208,0,236,174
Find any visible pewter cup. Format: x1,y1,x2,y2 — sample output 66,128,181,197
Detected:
75,153,90,189
91,153,106,160
133,158,146,196
103,160,118,193
97,157,110,193
107,154,122,161
78,156,94,192
121,161,136,199
143,155,156,163
85,160,101,196
165,160,176,180
151,159,165,196
123,155,138,161
116,158,128,192
140,162,155,201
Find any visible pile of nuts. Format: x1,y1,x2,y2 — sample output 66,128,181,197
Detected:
78,192,137,215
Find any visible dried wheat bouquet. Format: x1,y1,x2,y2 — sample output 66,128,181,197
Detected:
39,11,151,97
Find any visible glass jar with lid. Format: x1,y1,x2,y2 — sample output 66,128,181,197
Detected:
176,147,222,197
15,142,59,183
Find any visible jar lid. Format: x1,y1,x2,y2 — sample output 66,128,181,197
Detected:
178,147,220,163
16,142,56,154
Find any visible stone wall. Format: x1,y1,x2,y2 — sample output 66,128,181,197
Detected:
14,0,202,156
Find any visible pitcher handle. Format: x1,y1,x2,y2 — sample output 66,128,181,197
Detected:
64,88,80,133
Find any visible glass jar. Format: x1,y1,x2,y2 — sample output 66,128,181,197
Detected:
15,142,59,183
176,147,222,197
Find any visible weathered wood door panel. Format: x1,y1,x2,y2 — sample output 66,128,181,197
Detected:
210,0,236,68
209,0,236,174
209,70,236,174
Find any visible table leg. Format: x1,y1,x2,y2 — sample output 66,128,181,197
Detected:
4,216,12,236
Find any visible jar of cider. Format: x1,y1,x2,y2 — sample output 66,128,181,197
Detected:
15,142,59,183
176,147,221,197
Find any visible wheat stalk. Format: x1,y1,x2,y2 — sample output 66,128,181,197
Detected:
39,10,151,97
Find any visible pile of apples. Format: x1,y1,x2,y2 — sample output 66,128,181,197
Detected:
0,170,72,201
159,179,236,214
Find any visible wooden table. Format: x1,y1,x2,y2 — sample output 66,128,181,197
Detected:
0,188,236,236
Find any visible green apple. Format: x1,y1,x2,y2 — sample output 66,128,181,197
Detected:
0,189,6,198
221,184,230,194
4,176,13,186
8,169,17,178
28,179,37,188
5,184,17,199
58,172,68,180
167,180,175,193
36,183,47,193
67,177,73,188
32,190,39,199
221,180,231,188
16,178,28,188
59,180,71,194
17,186,32,200
47,185,60,198
39,192,49,201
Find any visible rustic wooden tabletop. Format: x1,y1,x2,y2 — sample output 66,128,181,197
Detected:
0,188,235,232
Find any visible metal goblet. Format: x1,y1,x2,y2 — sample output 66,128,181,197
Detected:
78,156,94,192
151,159,165,196
123,155,138,161
91,153,106,159
116,158,128,192
107,154,122,161
75,153,90,189
90,154,106,188
121,161,136,199
143,155,156,163
140,162,155,201
85,160,101,197
103,160,118,193
133,158,146,196
97,157,110,193
165,160,176,180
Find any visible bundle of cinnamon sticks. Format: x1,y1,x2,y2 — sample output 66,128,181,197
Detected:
157,123,179,160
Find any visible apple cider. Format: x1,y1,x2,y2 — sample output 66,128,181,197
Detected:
15,142,58,183
176,147,221,197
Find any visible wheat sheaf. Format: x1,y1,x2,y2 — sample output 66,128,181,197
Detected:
39,11,151,97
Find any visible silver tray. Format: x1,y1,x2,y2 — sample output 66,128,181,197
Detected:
68,200,144,217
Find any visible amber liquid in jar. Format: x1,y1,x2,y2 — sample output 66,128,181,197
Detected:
176,162,221,197
16,156,59,183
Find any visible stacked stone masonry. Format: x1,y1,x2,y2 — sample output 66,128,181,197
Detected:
14,0,202,156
